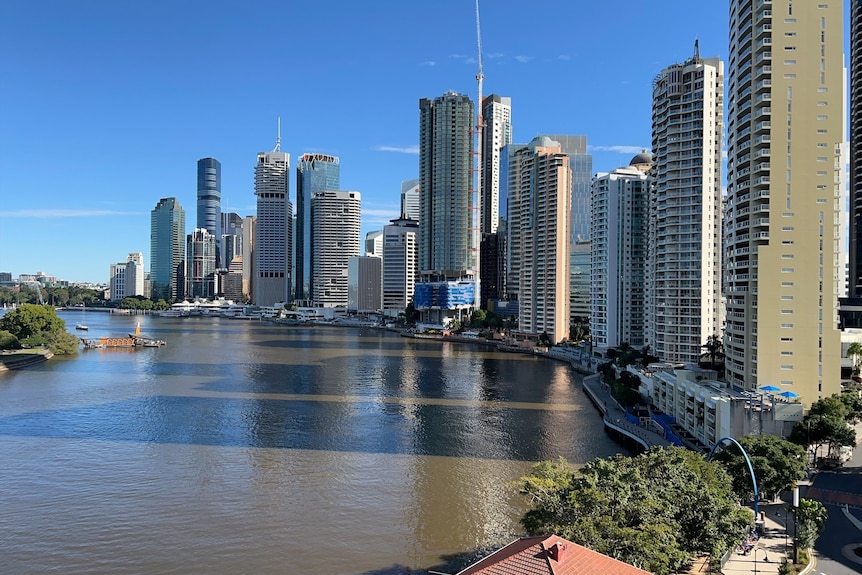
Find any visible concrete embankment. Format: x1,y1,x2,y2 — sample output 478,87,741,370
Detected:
0,350,53,371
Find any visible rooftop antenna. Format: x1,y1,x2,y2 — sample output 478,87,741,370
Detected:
272,116,281,152
694,38,700,61
472,0,484,311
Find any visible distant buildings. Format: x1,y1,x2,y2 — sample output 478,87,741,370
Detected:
365,230,383,257
724,0,843,402
254,141,292,307
382,216,419,314
590,154,652,355
197,158,222,266
221,212,243,267
400,179,420,221
646,49,723,365
109,252,145,301
311,190,361,307
509,136,571,344
150,197,186,301
186,228,216,299
348,255,382,313
295,153,340,303
481,94,512,235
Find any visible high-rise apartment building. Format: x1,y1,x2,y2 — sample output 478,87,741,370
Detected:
295,153,340,302
509,137,571,344
311,190,361,307
851,0,862,297
254,142,292,307
150,197,186,302
418,92,475,276
400,179,420,220
647,50,724,365
724,0,843,401
382,216,419,313
481,94,512,235
186,228,217,299
502,143,526,301
197,158,221,266
591,155,652,356
541,135,593,244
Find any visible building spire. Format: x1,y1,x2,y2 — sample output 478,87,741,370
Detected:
272,116,282,153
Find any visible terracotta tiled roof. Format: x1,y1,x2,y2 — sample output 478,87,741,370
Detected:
454,535,652,575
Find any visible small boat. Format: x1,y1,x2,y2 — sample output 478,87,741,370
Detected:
75,324,89,331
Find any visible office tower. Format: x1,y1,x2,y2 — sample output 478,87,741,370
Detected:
254,139,292,307
186,228,217,299
591,155,652,356
223,257,244,302
400,179,421,220
647,49,724,365
150,197,186,301
725,1,843,401
242,215,256,302
852,0,862,297
418,91,475,275
109,263,127,301
570,239,590,321
509,136,571,344
382,216,419,313
295,153,340,302
348,256,382,312
479,233,500,306
481,94,512,235
197,158,221,266
221,212,243,265
365,230,384,256
126,252,145,297
541,135,592,243
311,190,361,307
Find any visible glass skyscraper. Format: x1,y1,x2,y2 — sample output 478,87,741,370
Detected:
196,158,221,266
295,153,340,303
150,197,186,302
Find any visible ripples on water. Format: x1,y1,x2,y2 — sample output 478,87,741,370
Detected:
0,313,628,575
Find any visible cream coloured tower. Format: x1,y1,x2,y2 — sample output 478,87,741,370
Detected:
724,0,844,402
648,49,724,365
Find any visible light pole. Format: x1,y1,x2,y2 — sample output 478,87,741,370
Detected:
792,483,800,565
753,547,761,574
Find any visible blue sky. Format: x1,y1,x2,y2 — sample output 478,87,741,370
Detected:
0,1,802,283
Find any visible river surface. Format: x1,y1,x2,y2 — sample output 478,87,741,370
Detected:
0,312,627,575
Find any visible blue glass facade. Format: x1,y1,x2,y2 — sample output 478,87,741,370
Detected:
150,197,186,301
197,158,221,266
295,153,340,302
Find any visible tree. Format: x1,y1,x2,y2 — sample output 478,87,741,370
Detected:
404,301,419,325
699,334,725,371
838,390,862,423
470,309,486,328
0,330,21,350
48,330,81,355
789,414,856,465
712,435,807,501
808,395,849,421
795,498,827,551
848,342,862,371
0,304,65,340
514,449,751,575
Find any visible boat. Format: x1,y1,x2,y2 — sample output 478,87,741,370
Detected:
75,324,89,331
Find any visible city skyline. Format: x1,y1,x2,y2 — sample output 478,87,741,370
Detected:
1,0,750,283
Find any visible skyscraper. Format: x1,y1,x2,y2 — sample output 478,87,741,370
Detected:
542,135,592,244
365,230,384,257
647,49,724,365
311,190,361,307
724,0,843,401
400,179,420,221
186,228,216,299
481,94,512,235
150,197,186,302
221,212,243,266
295,153,340,302
254,139,292,307
197,158,221,266
509,137,571,344
591,155,652,356
851,0,862,297
382,216,419,313
418,91,475,276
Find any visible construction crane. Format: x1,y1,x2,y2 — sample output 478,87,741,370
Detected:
472,0,484,311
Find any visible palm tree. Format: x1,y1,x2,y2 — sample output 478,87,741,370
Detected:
847,342,862,372
700,335,725,369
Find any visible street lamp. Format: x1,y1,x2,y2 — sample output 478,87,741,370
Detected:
753,547,761,574
792,483,800,565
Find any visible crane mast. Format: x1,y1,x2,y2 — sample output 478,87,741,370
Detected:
473,0,484,311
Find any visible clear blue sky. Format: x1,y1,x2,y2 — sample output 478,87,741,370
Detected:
0,1,821,284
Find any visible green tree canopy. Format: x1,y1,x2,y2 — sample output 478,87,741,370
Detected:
0,304,65,340
712,434,807,500
838,390,862,423
514,448,751,575
808,395,850,421
795,498,828,551
0,330,21,350
789,414,856,463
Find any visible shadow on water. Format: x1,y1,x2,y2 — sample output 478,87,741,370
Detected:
0,395,587,461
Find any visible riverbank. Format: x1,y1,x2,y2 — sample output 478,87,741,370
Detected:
0,349,53,371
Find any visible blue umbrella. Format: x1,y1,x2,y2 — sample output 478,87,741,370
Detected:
759,385,780,392
778,391,800,399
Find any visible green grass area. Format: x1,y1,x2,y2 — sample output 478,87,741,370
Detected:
0,348,47,358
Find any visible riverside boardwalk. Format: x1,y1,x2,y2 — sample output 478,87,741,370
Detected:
581,373,671,449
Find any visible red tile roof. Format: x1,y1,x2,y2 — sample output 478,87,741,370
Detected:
454,535,652,575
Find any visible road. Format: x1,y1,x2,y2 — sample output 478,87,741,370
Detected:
807,426,862,575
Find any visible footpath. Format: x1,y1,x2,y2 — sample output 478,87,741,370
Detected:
720,502,804,575
581,373,671,449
